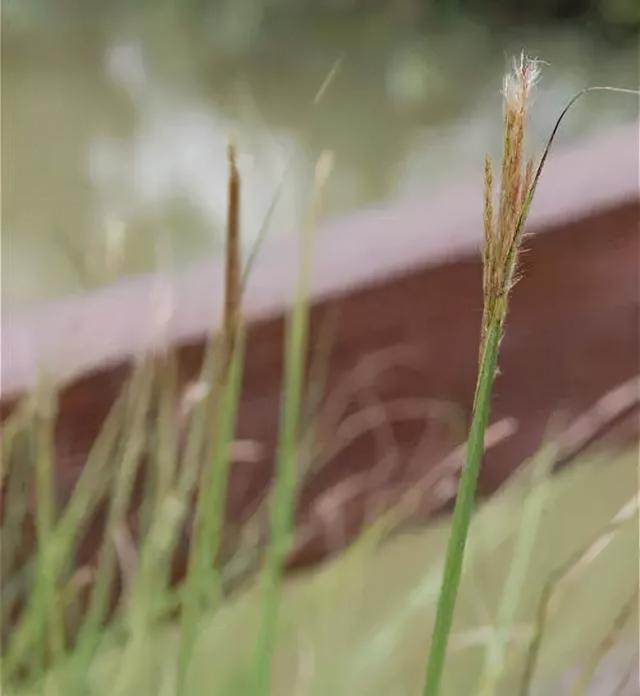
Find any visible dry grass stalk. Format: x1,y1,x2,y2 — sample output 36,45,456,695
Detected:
223,135,241,374
176,137,245,689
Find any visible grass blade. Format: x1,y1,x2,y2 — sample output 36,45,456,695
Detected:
250,151,333,695
422,318,501,695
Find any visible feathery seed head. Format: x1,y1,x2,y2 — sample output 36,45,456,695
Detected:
502,52,542,113
481,53,542,355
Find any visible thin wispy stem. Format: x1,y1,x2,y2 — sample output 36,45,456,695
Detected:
520,494,638,696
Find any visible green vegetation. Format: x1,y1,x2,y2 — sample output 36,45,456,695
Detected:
5,0,639,32
3,418,636,695
1,58,638,696
421,60,638,695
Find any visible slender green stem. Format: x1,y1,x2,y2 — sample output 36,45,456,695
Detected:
34,390,65,670
177,337,245,693
423,318,501,695
249,227,312,696
67,364,153,687
249,154,331,696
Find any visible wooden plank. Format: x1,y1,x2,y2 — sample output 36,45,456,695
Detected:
2,124,637,398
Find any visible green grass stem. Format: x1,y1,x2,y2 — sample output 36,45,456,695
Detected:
249,152,332,695
422,318,501,695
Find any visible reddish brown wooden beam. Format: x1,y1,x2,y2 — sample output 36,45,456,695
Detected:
2,125,637,398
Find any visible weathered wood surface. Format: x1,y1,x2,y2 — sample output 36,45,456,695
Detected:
2,124,639,568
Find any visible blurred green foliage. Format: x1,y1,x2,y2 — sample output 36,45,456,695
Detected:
4,0,639,38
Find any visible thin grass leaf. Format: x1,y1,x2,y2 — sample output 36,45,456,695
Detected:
65,362,154,690
569,588,638,696
422,318,501,695
250,151,333,696
241,57,342,289
33,387,65,669
477,441,556,696
176,335,245,693
176,136,246,693
2,380,129,684
519,492,639,695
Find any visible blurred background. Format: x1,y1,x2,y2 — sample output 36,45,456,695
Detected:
2,0,638,307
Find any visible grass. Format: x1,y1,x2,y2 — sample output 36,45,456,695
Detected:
4,445,637,695
422,57,640,695
477,439,556,695
250,150,333,695
1,57,639,696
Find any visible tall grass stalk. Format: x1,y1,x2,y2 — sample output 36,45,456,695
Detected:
250,150,333,695
33,386,64,672
422,320,502,695
2,368,146,686
422,53,542,695
422,57,639,695
177,139,245,691
68,362,154,686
